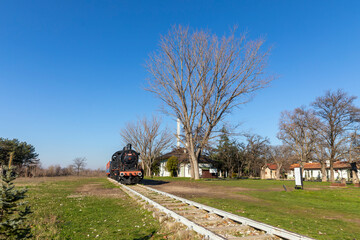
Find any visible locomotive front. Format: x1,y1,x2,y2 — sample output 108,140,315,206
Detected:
106,144,144,184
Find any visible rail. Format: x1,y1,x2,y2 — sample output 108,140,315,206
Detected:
108,178,314,240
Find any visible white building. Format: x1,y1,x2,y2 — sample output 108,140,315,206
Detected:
287,161,360,181
158,148,218,178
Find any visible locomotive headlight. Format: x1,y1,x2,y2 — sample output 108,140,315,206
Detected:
138,172,142,176
120,172,124,177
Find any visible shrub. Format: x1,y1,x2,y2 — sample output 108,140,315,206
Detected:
166,156,178,177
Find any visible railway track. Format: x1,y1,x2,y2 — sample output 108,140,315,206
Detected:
109,179,313,240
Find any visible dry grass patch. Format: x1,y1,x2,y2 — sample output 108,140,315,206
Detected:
75,183,126,198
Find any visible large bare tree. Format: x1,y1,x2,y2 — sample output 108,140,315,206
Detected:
313,137,329,182
277,107,319,169
312,90,360,182
146,25,272,179
243,134,269,178
268,145,294,180
120,116,174,177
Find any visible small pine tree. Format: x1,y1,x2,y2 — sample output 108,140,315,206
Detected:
0,166,32,239
166,156,179,177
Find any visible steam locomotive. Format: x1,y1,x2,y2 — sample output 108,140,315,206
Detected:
106,144,144,185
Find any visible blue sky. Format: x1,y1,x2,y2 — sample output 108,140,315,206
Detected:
1,0,359,169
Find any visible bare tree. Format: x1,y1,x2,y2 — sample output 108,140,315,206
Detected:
120,116,174,177
312,89,360,182
343,131,360,184
277,107,319,169
146,25,272,179
313,135,329,182
73,157,86,176
243,134,269,178
268,145,294,180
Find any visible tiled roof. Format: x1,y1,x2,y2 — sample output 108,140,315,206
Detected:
333,161,352,169
290,161,354,170
266,163,278,170
290,162,321,170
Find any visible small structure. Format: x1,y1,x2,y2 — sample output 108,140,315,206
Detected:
263,163,278,179
287,161,360,181
158,148,217,178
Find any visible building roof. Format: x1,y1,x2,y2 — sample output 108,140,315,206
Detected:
290,162,321,170
266,163,278,170
333,161,353,169
290,161,356,170
158,148,215,164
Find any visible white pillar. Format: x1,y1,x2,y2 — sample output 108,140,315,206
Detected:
177,118,181,148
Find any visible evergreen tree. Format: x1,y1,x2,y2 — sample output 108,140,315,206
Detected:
0,166,32,239
166,156,179,177
212,127,243,178
0,138,39,167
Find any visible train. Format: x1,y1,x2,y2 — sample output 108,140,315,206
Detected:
106,144,144,184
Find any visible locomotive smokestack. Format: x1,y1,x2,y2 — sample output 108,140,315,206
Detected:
127,143,132,150
177,118,181,148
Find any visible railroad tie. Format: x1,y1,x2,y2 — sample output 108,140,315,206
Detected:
108,179,314,240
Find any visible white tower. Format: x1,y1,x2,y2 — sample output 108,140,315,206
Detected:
177,118,181,148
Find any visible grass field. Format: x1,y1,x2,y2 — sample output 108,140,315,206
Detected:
15,177,164,240
14,176,360,239
147,177,360,240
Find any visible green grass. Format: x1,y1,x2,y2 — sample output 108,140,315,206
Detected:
146,176,194,182
20,177,161,239
23,176,359,239
147,177,360,239
148,176,331,189
201,178,331,189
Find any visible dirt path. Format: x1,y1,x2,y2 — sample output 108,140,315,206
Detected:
142,179,261,202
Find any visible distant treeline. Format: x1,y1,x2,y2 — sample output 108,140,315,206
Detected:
24,164,105,177
1,138,104,177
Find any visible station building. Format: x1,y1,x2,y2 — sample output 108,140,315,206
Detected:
287,161,360,181
157,148,218,178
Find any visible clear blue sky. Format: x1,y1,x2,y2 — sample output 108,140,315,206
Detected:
1,0,359,169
